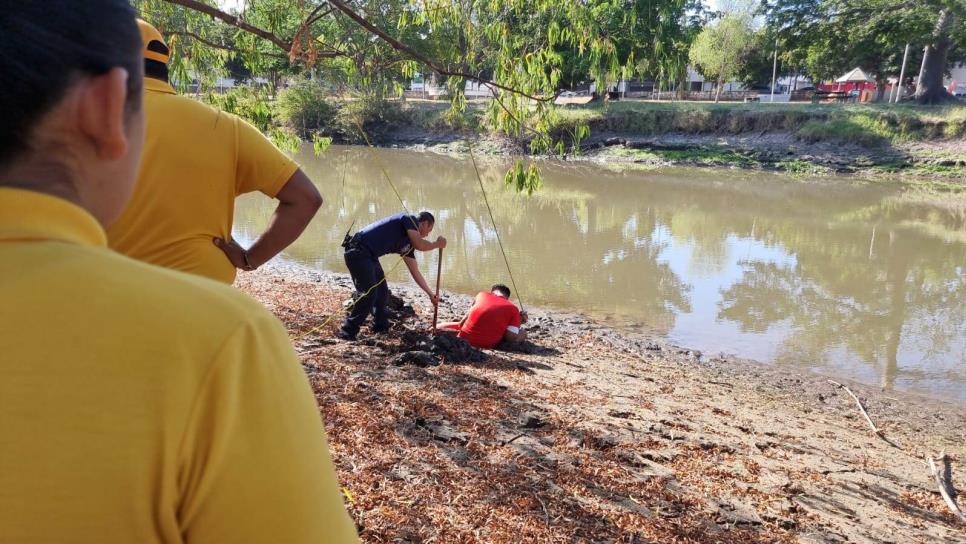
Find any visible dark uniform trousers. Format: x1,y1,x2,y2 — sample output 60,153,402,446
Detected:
340,244,390,335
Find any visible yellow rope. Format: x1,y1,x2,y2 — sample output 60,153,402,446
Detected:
339,147,349,210
295,125,417,341
466,141,525,312
294,254,408,341
355,125,417,228
298,127,525,339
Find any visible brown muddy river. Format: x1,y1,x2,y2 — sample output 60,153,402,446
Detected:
235,145,966,402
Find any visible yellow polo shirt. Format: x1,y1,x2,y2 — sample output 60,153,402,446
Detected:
106,78,299,284
0,188,357,543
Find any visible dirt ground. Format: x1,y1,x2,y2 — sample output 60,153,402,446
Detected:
237,263,966,543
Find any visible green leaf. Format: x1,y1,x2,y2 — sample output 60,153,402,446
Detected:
312,133,333,155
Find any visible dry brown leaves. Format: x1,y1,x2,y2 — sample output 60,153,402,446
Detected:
237,274,797,543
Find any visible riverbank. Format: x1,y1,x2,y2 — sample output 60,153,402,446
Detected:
237,261,966,543
224,84,966,180
328,99,966,180
393,130,966,184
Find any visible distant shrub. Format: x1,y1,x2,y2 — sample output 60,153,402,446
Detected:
796,116,891,147
204,86,274,133
276,81,337,138
334,93,412,143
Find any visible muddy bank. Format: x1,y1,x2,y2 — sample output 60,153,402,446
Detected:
378,128,966,181
238,261,966,543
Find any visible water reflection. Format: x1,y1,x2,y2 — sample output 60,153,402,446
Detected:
235,145,966,401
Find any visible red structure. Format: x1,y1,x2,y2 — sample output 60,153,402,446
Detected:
817,81,877,93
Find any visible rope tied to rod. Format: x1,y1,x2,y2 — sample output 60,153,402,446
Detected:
466,139,525,313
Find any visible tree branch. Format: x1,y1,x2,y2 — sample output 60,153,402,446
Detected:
325,0,554,102
159,0,554,103
829,0,918,21
305,6,336,28
160,0,292,52
170,31,288,59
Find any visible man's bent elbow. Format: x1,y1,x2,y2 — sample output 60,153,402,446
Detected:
279,170,323,212
306,190,323,212
301,182,323,213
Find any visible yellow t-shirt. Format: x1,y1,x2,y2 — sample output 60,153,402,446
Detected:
0,188,358,543
106,78,299,284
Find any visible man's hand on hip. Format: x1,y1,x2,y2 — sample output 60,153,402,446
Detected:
214,237,255,271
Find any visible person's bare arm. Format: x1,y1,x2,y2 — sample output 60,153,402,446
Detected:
406,229,447,252
403,255,438,304
503,309,527,343
214,169,322,270
503,328,527,344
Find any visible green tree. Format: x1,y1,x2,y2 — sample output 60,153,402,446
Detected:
556,0,708,96
736,28,779,88
762,0,966,104
689,13,756,102
133,0,650,190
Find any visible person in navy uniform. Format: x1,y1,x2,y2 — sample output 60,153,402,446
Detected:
337,211,446,340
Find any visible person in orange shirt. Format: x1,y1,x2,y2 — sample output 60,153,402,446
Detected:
438,284,528,349
106,20,323,283
0,3,357,542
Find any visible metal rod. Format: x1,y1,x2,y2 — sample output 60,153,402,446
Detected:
431,247,443,331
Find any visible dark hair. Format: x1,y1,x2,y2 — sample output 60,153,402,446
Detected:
491,284,511,297
417,211,435,225
145,40,170,82
0,1,143,166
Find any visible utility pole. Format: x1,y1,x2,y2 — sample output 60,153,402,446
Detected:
894,44,910,103
770,38,779,103
915,45,930,96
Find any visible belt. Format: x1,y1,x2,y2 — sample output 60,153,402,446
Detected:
343,234,374,257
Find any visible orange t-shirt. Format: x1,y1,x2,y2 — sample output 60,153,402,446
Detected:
458,292,522,349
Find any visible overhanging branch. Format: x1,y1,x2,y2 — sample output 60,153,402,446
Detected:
160,0,292,52
158,0,556,103
170,31,288,59
325,0,554,102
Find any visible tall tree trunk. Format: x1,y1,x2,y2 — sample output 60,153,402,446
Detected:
715,59,725,103
916,9,956,104
874,76,887,102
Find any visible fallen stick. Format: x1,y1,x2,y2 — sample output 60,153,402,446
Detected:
827,380,901,448
532,491,550,527
929,451,966,525
502,432,526,446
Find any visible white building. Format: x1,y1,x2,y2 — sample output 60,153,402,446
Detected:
408,74,495,98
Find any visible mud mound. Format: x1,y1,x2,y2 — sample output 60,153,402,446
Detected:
431,333,487,363
387,293,416,319
392,330,487,365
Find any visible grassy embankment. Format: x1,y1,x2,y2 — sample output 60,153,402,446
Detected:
404,100,966,177
217,83,966,178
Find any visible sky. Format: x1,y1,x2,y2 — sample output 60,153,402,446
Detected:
218,0,244,11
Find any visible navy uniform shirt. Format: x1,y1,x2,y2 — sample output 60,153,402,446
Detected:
354,212,419,258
